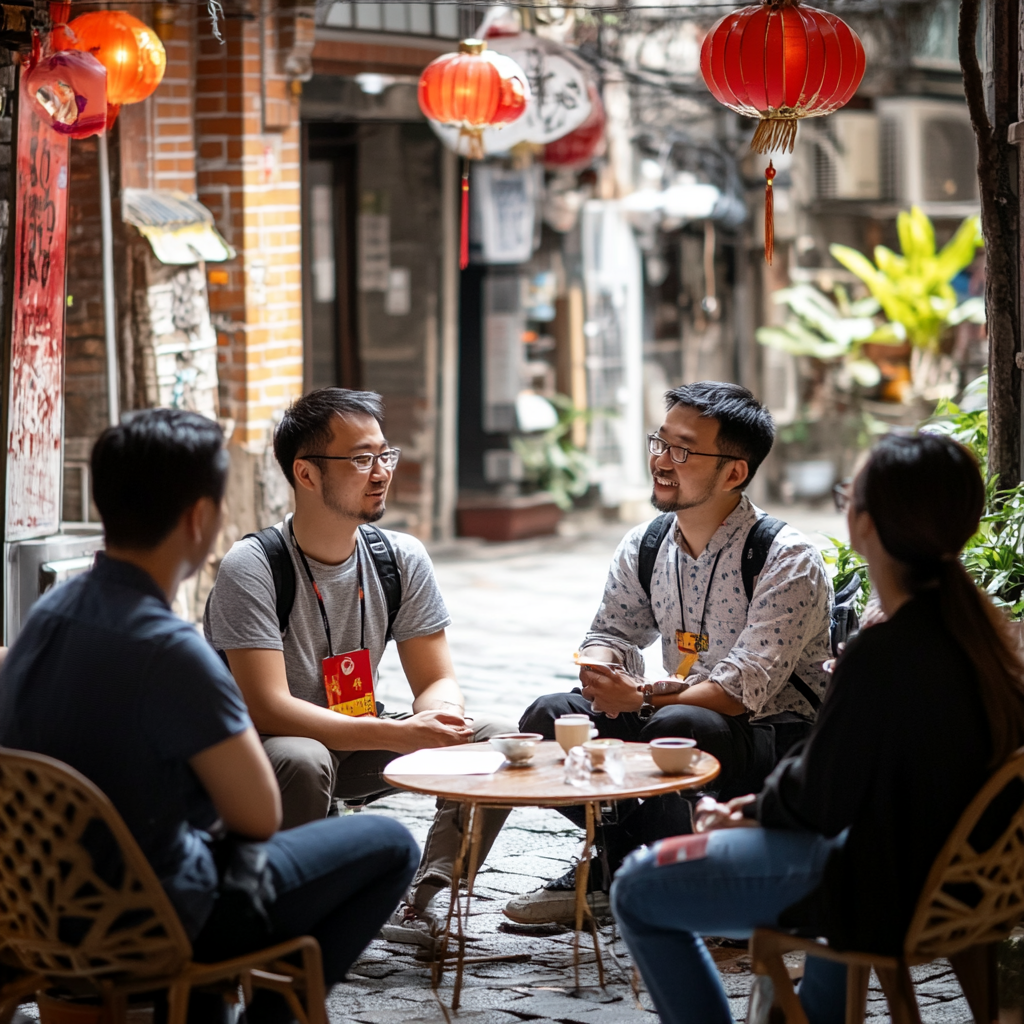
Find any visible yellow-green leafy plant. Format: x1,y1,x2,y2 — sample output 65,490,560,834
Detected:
830,206,984,353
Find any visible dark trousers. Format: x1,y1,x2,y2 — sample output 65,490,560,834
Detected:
519,689,810,879
188,815,419,1023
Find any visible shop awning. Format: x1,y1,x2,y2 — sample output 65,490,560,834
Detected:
122,189,236,265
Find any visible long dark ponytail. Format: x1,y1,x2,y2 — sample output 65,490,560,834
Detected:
855,433,1024,765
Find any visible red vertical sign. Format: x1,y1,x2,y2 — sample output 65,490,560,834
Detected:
5,67,69,540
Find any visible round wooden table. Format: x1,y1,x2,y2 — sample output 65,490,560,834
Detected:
384,740,720,1007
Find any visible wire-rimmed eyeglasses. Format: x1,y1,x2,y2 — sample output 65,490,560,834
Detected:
832,481,852,512
647,434,741,465
297,448,402,472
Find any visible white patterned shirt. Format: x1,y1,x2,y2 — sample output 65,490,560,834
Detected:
585,495,833,721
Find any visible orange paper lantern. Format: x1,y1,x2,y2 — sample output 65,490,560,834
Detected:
418,39,529,269
67,11,166,125
700,0,865,263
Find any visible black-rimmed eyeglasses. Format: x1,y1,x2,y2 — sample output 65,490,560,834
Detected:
297,448,401,472
647,434,741,465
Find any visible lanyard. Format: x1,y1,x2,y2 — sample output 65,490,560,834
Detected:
288,518,366,657
676,544,724,642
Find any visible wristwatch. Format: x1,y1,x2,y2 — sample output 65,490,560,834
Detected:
638,684,656,721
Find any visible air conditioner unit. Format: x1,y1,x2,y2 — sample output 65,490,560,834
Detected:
876,97,978,210
811,111,881,200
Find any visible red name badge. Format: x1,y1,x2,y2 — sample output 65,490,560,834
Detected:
322,648,377,717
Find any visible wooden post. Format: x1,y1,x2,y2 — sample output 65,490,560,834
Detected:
554,286,587,448
961,0,1021,487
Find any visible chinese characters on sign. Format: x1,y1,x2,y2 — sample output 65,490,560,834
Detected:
6,69,69,540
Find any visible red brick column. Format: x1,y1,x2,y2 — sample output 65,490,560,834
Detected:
195,3,304,452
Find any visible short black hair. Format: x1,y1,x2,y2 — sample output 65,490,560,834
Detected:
664,381,775,487
91,408,228,549
274,388,385,486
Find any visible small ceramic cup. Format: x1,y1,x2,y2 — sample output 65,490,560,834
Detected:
555,714,599,754
582,737,625,767
490,732,543,766
649,737,701,774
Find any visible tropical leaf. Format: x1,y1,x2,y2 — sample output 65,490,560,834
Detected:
829,207,983,352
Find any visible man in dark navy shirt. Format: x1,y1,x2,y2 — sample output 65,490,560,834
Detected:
0,409,419,1016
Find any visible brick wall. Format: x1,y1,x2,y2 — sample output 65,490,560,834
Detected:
195,4,304,454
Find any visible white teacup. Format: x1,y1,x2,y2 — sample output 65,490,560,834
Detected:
555,714,598,754
490,732,543,766
649,737,702,774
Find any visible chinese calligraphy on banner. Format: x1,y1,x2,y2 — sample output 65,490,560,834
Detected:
6,67,69,540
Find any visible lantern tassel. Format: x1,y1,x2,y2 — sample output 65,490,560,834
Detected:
764,160,776,266
752,117,798,155
460,160,470,271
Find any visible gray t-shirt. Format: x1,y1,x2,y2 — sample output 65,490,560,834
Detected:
204,517,452,706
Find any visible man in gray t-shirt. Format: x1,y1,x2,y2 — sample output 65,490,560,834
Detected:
204,388,514,950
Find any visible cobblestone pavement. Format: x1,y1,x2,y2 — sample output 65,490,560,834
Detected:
336,507,973,1024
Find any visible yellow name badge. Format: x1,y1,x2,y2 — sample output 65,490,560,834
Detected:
674,630,709,679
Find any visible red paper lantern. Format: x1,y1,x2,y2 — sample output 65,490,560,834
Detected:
419,39,529,269
419,39,528,155
25,49,107,139
700,0,865,263
544,85,605,170
67,11,166,126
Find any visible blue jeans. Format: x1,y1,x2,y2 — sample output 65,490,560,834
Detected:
611,827,849,1024
190,815,419,1022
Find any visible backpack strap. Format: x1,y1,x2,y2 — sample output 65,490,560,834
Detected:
740,515,787,602
359,524,403,642
739,515,823,714
638,513,675,603
247,527,297,634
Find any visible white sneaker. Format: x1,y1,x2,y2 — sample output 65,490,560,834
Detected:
503,866,611,926
379,902,441,951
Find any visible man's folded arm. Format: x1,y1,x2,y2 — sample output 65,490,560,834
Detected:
224,647,406,750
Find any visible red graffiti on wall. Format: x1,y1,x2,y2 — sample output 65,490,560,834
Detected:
6,66,69,540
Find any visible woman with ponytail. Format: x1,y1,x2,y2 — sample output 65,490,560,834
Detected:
611,432,1024,1024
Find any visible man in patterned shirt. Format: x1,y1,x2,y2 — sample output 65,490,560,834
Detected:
506,381,834,925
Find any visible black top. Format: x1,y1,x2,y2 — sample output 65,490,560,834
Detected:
0,554,252,938
754,588,992,954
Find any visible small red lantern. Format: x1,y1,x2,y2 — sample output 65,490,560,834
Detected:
700,0,865,262
25,50,107,139
419,39,529,269
67,11,167,127
544,85,605,170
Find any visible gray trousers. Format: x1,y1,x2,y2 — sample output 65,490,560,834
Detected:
263,712,515,909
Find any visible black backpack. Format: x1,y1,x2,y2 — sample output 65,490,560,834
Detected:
637,513,862,712
216,523,403,642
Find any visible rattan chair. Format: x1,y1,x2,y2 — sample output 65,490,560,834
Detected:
750,747,1024,1024
0,748,327,1024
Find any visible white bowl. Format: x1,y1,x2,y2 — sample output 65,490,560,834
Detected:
490,733,543,765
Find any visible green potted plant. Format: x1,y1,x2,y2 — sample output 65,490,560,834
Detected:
510,394,593,512
830,206,984,402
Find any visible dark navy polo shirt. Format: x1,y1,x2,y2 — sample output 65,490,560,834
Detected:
0,553,252,937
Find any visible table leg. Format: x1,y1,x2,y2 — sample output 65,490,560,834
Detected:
435,801,475,992
589,804,605,988
573,801,605,990
452,803,486,1012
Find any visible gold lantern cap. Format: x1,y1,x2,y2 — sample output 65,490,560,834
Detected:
458,38,487,54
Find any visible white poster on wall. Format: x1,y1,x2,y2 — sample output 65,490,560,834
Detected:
358,213,390,291
473,164,538,264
